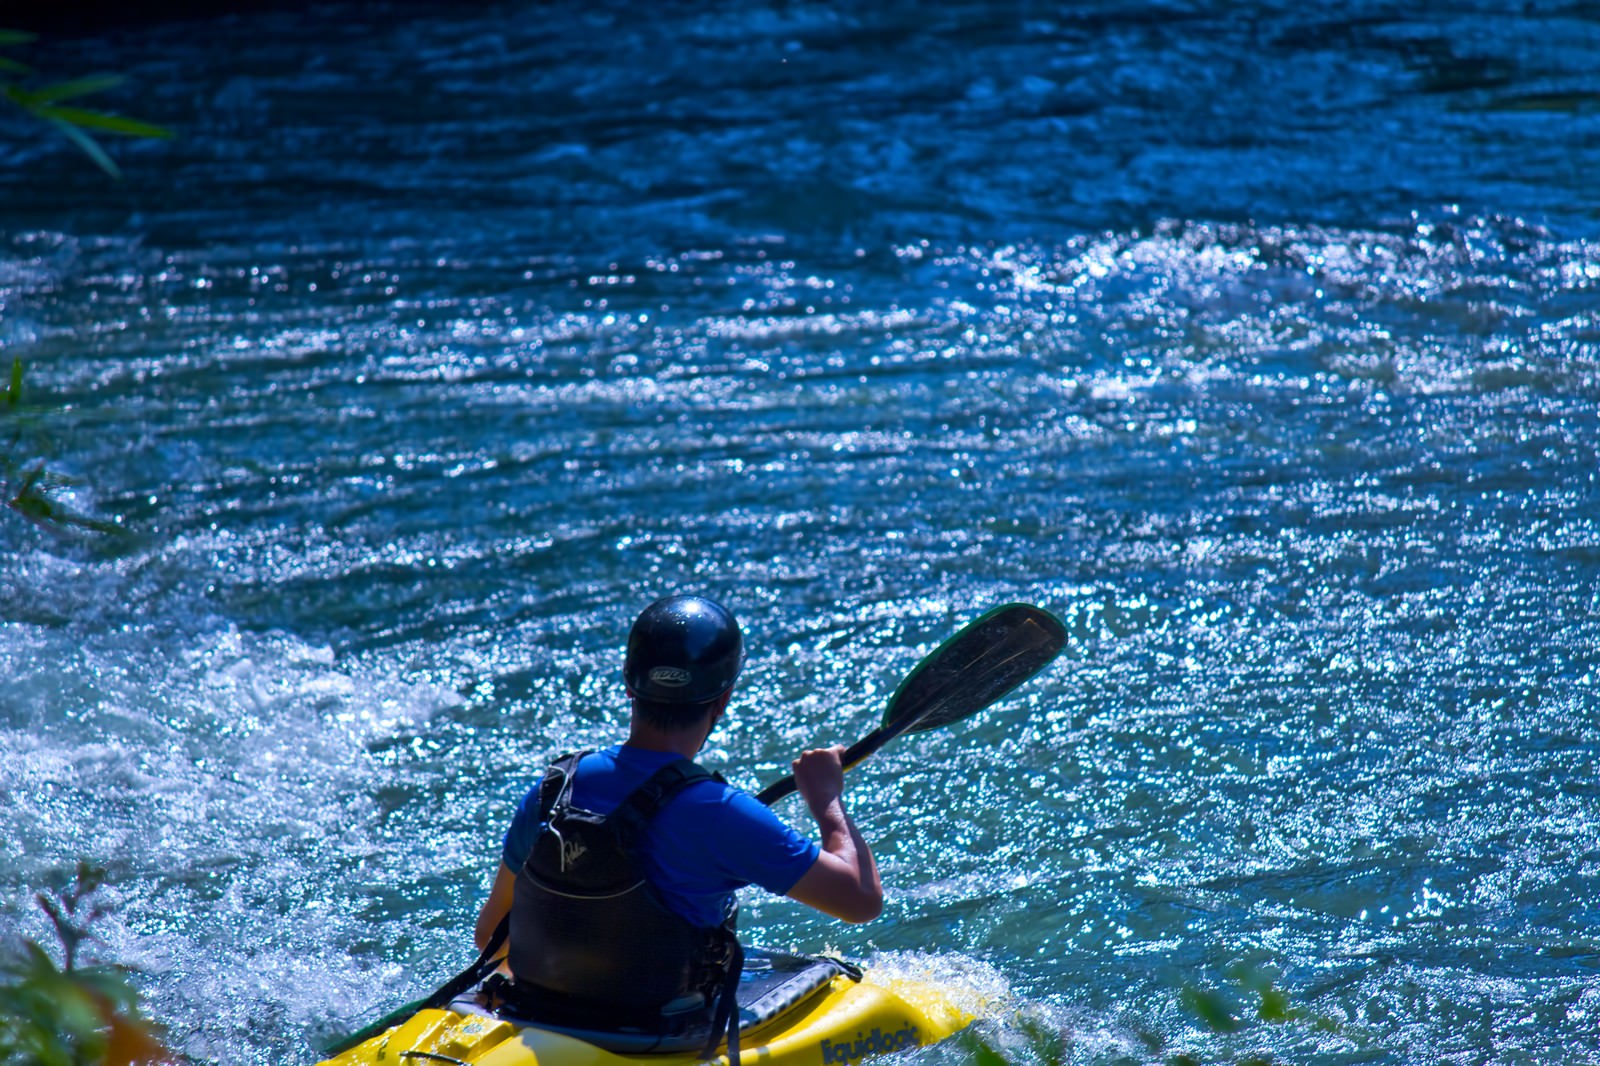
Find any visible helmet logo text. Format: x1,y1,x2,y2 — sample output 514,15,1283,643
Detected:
648,666,693,687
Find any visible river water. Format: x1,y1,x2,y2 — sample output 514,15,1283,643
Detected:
3,2,1599,1063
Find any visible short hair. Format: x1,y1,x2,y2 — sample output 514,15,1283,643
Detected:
631,695,720,732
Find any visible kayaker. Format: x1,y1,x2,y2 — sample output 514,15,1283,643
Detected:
471,593,882,1031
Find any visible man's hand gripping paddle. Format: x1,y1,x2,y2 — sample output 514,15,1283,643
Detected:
754,602,1067,806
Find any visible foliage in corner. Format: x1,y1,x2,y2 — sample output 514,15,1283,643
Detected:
2,358,124,536
0,28,172,179
1167,960,1351,1064
0,862,171,1066
1,30,167,536
948,1011,1070,1066
949,964,1354,1066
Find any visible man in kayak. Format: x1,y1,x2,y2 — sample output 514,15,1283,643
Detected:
472,593,882,1027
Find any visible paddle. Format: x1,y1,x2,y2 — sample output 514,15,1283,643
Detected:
321,923,510,1055
322,602,1065,1058
754,602,1067,805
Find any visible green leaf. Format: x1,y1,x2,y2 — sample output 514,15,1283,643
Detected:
26,73,122,103
6,357,20,406
11,491,55,522
47,117,121,178
951,1028,1011,1066
21,939,60,975
75,861,108,896
0,56,33,75
72,965,141,1011
1182,985,1243,1033
1015,1015,1066,1066
16,461,46,496
0,29,39,46
58,511,127,536
38,104,171,139
1257,985,1298,1023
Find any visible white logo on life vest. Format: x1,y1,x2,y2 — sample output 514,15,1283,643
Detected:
648,666,692,687
560,837,587,870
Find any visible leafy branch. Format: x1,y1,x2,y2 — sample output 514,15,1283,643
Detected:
0,863,171,1066
951,962,1354,1066
3,359,125,536
1,28,172,179
1,29,167,536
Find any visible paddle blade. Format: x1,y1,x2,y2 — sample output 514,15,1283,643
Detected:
753,602,1066,806
884,603,1066,735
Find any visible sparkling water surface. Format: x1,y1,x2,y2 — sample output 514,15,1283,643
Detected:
2,3,1599,1063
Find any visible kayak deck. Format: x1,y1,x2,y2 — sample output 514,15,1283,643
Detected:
319,953,973,1066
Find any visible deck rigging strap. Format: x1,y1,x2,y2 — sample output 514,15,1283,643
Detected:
421,916,509,1011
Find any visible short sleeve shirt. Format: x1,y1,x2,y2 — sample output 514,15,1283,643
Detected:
501,744,820,929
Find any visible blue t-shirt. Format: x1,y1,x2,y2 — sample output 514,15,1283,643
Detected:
501,745,820,929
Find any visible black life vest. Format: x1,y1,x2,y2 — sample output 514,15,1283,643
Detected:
507,751,741,1029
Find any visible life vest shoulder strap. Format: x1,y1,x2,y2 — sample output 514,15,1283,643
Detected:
536,750,589,821
537,751,723,838
609,758,724,841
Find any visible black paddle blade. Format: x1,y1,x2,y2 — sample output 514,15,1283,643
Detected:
883,603,1066,735
753,602,1066,806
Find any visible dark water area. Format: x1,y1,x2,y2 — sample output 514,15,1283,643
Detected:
3,2,1600,1064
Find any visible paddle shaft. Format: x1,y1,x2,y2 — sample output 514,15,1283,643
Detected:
754,718,907,806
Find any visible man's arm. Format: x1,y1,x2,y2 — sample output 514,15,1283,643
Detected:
784,746,883,923
474,863,517,950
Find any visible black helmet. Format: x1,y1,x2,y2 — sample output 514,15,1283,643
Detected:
624,595,743,705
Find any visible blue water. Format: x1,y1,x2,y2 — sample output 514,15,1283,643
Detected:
3,3,1599,1063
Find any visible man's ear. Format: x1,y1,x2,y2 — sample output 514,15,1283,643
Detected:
706,691,733,729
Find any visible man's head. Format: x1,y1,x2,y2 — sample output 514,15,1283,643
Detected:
624,595,744,731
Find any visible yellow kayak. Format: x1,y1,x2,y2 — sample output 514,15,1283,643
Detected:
318,950,974,1066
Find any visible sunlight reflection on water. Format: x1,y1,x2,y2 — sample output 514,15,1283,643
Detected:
4,4,1600,1063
